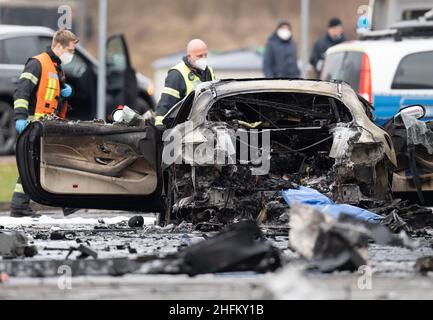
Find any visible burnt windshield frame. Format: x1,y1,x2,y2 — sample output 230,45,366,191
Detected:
169,91,195,127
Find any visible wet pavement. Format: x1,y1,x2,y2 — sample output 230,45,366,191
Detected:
0,210,433,299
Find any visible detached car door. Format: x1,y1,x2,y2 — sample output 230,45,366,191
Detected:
106,34,138,115
16,120,163,212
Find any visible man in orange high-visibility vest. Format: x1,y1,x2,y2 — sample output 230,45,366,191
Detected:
11,29,79,217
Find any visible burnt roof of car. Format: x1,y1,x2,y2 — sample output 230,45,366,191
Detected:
211,77,345,87
214,77,342,84
199,78,347,97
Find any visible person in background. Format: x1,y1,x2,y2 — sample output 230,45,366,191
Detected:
11,28,78,217
154,39,216,125
310,17,346,78
263,20,300,79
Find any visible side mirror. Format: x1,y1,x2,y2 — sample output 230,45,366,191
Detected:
394,104,426,124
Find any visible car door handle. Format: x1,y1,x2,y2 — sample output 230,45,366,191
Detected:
95,157,113,165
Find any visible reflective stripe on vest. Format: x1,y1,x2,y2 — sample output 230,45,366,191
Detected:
14,183,25,194
170,61,215,96
32,52,68,119
33,113,47,120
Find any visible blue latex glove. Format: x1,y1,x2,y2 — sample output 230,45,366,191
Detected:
60,84,73,98
15,119,28,134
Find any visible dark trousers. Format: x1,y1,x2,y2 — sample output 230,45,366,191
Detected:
10,176,31,212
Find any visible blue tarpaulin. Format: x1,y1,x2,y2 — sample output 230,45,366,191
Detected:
281,186,383,224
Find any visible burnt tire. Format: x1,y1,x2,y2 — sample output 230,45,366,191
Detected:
0,101,17,155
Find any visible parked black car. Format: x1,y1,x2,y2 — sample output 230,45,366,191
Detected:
0,25,155,154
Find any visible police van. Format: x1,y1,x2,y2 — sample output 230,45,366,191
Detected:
321,15,433,125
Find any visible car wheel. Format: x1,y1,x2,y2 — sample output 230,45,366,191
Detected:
0,101,17,155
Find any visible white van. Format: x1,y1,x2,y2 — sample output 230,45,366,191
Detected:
321,20,433,125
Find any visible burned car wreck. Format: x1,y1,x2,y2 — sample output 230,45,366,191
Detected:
16,79,397,225
383,104,433,205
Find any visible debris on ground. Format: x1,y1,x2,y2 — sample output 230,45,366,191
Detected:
49,227,76,240
145,220,282,276
0,230,38,258
414,256,433,275
288,202,417,273
128,216,145,228
0,220,282,277
289,203,369,272
0,258,142,277
128,246,138,254
65,244,98,259
371,199,433,234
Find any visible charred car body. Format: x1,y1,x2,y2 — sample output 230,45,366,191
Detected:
16,79,398,225
383,104,433,205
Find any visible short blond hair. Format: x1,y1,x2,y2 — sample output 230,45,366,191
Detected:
52,29,79,47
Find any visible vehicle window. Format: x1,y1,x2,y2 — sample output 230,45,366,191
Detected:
107,37,127,72
37,36,53,52
321,51,363,91
321,52,344,81
1,36,40,64
62,51,89,78
402,9,430,21
392,51,433,89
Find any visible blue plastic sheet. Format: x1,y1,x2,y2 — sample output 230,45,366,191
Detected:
281,186,382,224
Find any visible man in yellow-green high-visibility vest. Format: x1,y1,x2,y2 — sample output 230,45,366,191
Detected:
155,39,215,125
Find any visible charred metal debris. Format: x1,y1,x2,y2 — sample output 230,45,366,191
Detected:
0,221,282,277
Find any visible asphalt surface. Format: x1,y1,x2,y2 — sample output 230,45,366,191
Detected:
0,209,433,299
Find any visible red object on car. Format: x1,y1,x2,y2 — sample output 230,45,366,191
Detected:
359,53,372,103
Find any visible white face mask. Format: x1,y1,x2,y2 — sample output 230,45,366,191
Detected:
60,52,74,65
277,28,292,41
331,33,343,41
195,58,208,71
